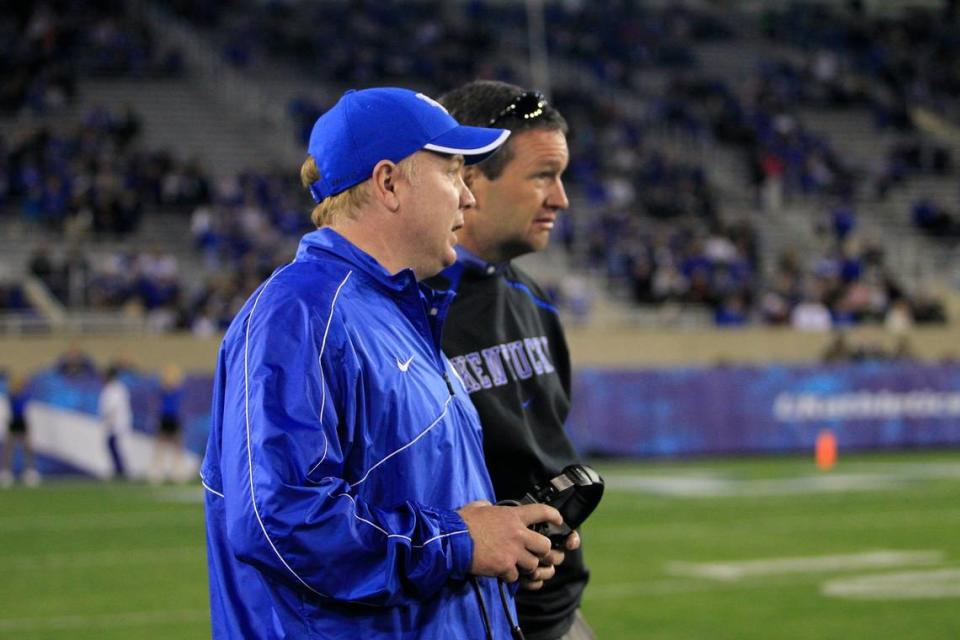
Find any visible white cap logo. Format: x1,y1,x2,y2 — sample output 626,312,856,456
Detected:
416,93,449,114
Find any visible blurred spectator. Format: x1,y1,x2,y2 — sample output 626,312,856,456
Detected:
912,199,960,238
149,364,186,484
2,106,212,234
885,298,914,334
0,374,40,488
830,203,856,241
714,294,749,326
910,288,948,324
99,364,132,479
56,346,98,378
760,3,960,124
791,282,832,331
0,1,951,334
558,273,594,326
0,1,183,115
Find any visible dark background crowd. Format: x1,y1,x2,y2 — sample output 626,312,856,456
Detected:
0,0,956,332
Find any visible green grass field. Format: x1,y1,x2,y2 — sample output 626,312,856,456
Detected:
2,451,959,639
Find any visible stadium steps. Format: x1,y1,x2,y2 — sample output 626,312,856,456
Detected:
870,176,960,278
0,75,284,179
141,8,691,328
640,129,803,276
140,2,304,170
691,28,957,289
792,95,957,282
0,105,87,139
516,231,713,328
882,175,958,225
686,34,831,275
647,128,829,279
0,210,203,286
74,78,280,177
749,18,960,287
796,107,902,170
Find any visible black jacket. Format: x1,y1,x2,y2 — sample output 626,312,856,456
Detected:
428,254,588,640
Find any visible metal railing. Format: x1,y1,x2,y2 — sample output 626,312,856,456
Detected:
0,311,149,335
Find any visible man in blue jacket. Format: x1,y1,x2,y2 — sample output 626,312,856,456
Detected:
201,87,568,639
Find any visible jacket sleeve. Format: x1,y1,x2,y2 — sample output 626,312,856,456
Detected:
220,287,474,607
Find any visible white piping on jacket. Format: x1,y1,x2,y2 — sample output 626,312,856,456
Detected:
348,395,454,489
335,493,469,547
244,263,328,598
306,271,353,477
243,266,462,601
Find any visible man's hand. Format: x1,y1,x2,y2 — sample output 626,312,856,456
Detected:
457,501,562,583
520,529,580,591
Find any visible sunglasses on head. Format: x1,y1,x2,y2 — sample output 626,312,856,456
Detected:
487,91,548,127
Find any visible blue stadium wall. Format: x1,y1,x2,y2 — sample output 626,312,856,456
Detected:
568,362,960,457
2,361,958,476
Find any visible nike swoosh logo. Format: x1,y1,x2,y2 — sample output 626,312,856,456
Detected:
396,355,415,372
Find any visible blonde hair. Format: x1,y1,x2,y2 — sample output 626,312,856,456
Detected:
300,154,420,228
300,156,368,227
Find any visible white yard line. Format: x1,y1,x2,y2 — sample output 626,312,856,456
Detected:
667,550,945,581
0,609,208,632
589,554,958,601
607,473,899,497
823,568,960,600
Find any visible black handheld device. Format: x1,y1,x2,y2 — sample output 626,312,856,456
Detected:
518,464,604,547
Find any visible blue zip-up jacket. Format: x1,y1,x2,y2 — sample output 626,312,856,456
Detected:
201,228,516,639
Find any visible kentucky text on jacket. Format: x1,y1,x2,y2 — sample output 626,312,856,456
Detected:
449,336,556,392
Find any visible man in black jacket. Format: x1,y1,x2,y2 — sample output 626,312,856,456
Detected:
428,81,594,640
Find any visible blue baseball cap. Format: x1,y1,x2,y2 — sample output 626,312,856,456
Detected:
306,87,511,203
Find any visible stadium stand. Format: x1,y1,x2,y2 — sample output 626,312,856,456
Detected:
3,1,956,333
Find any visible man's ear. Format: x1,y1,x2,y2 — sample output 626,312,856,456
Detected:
371,159,401,211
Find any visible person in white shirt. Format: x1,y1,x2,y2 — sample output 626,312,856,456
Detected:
791,283,833,332
98,365,132,479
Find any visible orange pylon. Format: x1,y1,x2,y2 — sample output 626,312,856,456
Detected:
815,429,837,471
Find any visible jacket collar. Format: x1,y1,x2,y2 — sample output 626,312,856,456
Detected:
296,227,418,293
454,245,508,276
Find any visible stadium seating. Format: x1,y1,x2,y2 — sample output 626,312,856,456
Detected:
0,1,956,333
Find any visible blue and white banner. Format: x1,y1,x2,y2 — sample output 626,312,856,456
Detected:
566,362,960,457
1,367,207,478
4,361,959,475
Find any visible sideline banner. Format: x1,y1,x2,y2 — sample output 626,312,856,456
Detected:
4,361,959,474
0,367,208,477
566,362,960,457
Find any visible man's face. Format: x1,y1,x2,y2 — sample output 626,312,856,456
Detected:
462,128,569,262
397,151,474,279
